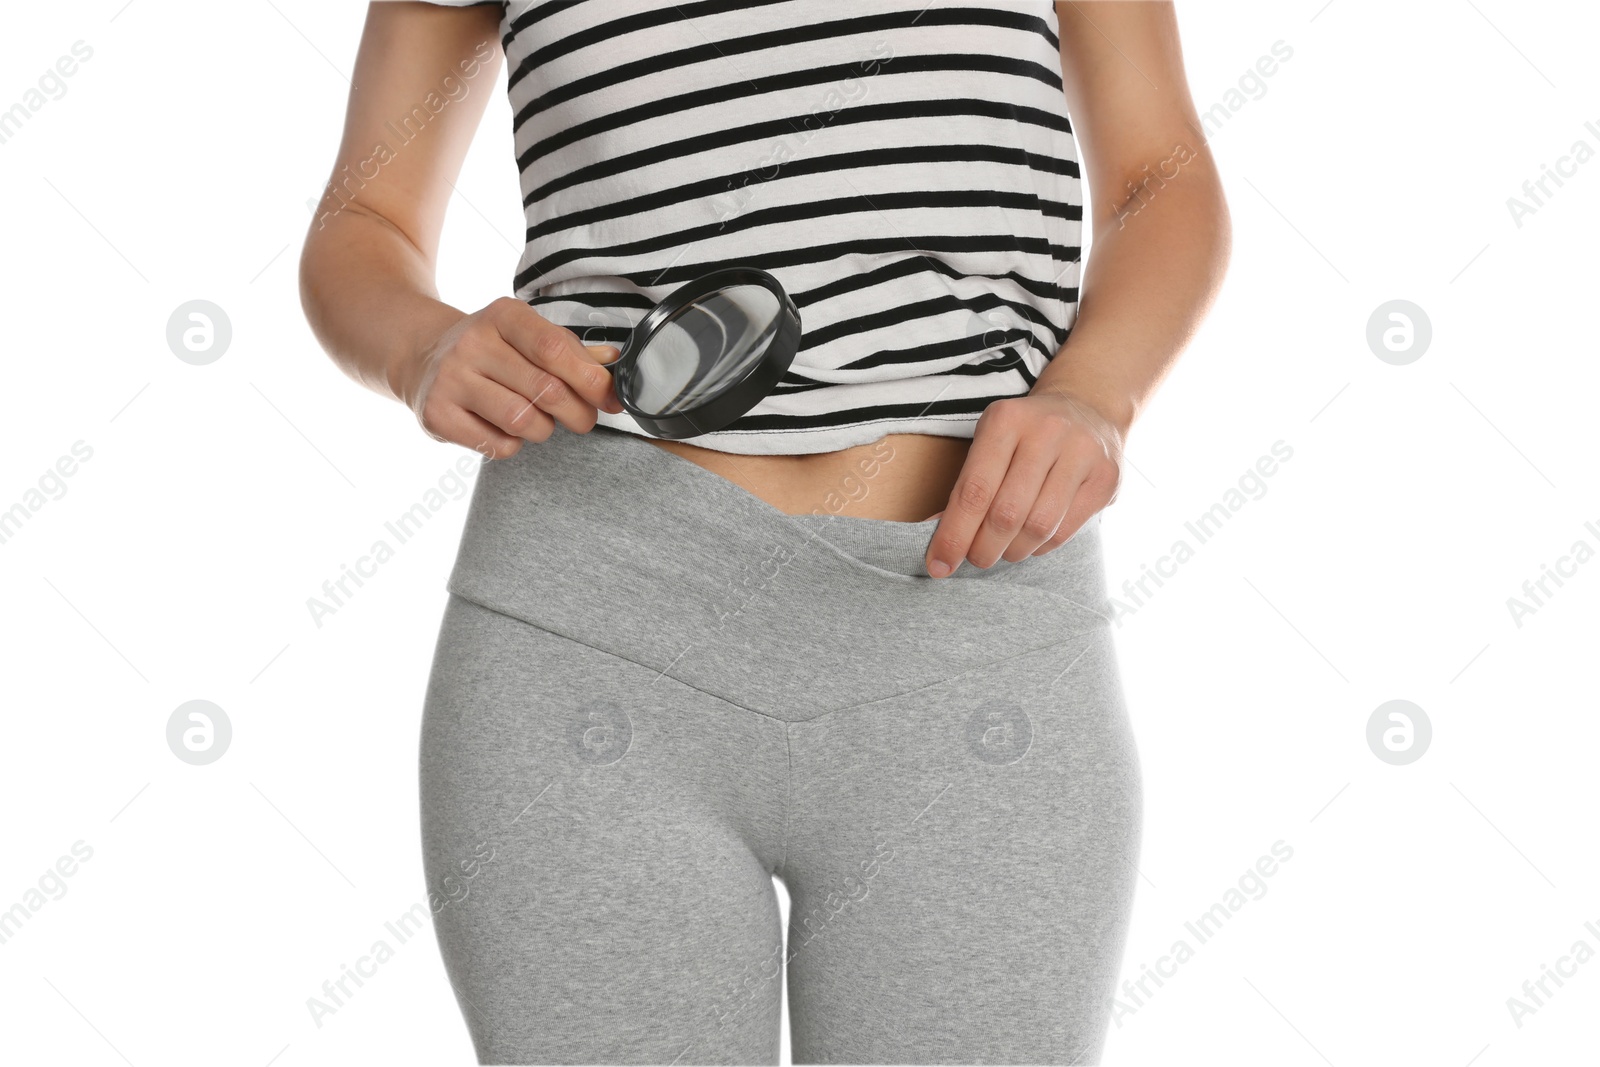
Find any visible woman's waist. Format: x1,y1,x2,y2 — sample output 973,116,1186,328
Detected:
442,425,1114,717
642,431,970,522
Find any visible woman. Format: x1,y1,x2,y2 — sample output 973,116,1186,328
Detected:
300,1,1228,1063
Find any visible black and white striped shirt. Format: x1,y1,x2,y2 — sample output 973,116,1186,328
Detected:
428,0,1081,454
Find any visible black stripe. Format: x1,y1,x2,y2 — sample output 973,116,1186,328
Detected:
524,251,1079,320
519,52,1062,167
816,322,1056,372
520,187,1078,283
528,142,1078,242
767,349,1041,394
521,294,1061,371
506,0,793,92
517,232,1080,297
522,304,1068,359
526,291,657,312
504,0,585,37
721,391,1020,433
521,97,1072,207
813,328,1052,374
804,293,1066,360
510,6,1059,121
518,191,1081,292
791,249,1076,308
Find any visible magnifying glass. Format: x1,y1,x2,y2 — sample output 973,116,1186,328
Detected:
605,267,801,441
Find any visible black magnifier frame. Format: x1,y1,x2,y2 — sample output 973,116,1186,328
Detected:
608,266,801,441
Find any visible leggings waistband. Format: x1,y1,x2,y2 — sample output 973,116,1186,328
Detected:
444,425,1113,720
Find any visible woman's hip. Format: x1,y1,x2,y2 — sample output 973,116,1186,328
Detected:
442,424,1121,722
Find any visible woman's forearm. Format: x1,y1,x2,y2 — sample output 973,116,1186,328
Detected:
1032,145,1232,439
298,1,502,412
299,203,466,408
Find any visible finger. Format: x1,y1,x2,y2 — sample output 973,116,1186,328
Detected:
588,345,625,414
480,342,605,434
1031,496,1089,555
428,403,524,460
489,298,622,414
925,425,1020,578
461,371,559,442
1032,473,1108,555
586,344,624,414
966,436,1059,568
1002,458,1083,562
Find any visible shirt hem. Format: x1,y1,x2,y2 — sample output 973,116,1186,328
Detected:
591,412,982,455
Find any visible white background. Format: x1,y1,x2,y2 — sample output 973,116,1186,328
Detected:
1,1,1596,1064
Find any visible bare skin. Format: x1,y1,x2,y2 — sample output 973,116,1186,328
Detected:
645,434,973,522
300,2,1228,573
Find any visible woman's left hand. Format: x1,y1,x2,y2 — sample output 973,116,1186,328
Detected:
923,389,1125,578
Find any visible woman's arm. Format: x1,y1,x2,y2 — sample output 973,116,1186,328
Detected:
924,0,1230,577
299,1,621,459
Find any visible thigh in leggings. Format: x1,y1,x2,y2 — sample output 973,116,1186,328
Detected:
419,426,1142,1065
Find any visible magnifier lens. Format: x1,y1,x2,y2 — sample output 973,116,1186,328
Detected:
631,284,782,417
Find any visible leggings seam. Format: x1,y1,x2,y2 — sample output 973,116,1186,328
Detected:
449,591,1105,724
813,630,1103,719
447,589,794,724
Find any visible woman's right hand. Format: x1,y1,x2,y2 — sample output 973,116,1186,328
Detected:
400,296,624,459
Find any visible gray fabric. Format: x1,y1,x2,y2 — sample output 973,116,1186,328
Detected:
420,425,1142,1065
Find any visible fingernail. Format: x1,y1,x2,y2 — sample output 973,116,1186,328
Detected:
927,559,951,578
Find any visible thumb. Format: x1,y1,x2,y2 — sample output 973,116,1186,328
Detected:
584,344,622,366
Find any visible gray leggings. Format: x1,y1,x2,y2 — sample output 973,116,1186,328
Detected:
419,425,1142,1065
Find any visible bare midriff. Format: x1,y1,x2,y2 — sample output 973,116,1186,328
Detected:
641,433,973,522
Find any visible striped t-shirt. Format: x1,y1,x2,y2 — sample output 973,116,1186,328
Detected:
428,0,1082,455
